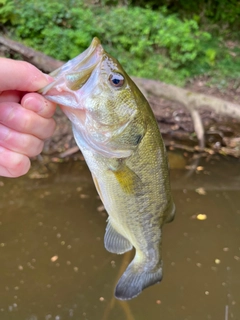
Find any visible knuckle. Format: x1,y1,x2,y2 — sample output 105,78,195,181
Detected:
48,119,56,137
22,135,44,157
0,124,11,142
21,112,33,132
4,103,15,123
20,135,33,154
30,140,44,157
42,119,56,139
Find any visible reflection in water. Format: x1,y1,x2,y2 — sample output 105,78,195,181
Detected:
102,251,134,320
0,154,239,320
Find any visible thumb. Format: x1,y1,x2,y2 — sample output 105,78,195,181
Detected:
0,58,53,92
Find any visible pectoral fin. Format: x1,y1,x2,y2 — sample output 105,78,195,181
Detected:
112,166,142,194
104,220,132,254
92,174,104,203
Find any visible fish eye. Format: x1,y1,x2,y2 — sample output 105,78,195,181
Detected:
109,73,125,88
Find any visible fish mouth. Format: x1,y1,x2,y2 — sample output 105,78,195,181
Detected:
39,37,103,108
40,38,134,158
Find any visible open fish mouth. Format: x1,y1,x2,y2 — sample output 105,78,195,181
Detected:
39,37,103,108
40,38,140,158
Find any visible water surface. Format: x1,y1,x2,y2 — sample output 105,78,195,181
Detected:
0,154,239,320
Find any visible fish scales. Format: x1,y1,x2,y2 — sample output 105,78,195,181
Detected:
83,122,168,248
40,37,175,300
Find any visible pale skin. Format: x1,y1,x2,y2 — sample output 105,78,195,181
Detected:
0,58,56,177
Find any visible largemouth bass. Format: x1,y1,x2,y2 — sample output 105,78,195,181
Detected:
41,38,175,300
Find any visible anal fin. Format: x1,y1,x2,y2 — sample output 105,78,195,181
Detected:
104,221,133,254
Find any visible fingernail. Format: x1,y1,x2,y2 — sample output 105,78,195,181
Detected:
43,73,54,83
23,96,43,113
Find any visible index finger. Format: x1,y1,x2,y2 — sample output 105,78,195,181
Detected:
0,58,52,92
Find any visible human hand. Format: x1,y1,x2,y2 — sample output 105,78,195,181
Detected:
0,58,56,177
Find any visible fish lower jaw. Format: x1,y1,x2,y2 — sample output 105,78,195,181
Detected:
61,106,86,125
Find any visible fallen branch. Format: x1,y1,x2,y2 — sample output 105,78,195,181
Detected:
132,77,240,147
0,36,62,73
132,77,240,119
1,36,240,155
1,36,239,118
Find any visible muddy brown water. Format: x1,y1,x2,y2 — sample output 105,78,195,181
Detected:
0,153,239,320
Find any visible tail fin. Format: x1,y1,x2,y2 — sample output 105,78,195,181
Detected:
115,260,162,300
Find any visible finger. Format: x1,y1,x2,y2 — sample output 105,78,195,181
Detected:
0,58,53,92
0,90,22,103
0,124,44,157
0,102,56,140
0,146,30,177
0,166,16,177
21,93,56,118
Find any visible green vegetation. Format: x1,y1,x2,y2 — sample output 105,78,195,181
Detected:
130,0,240,28
1,0,240,86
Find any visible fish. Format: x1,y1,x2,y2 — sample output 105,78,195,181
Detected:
40,37,175,300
